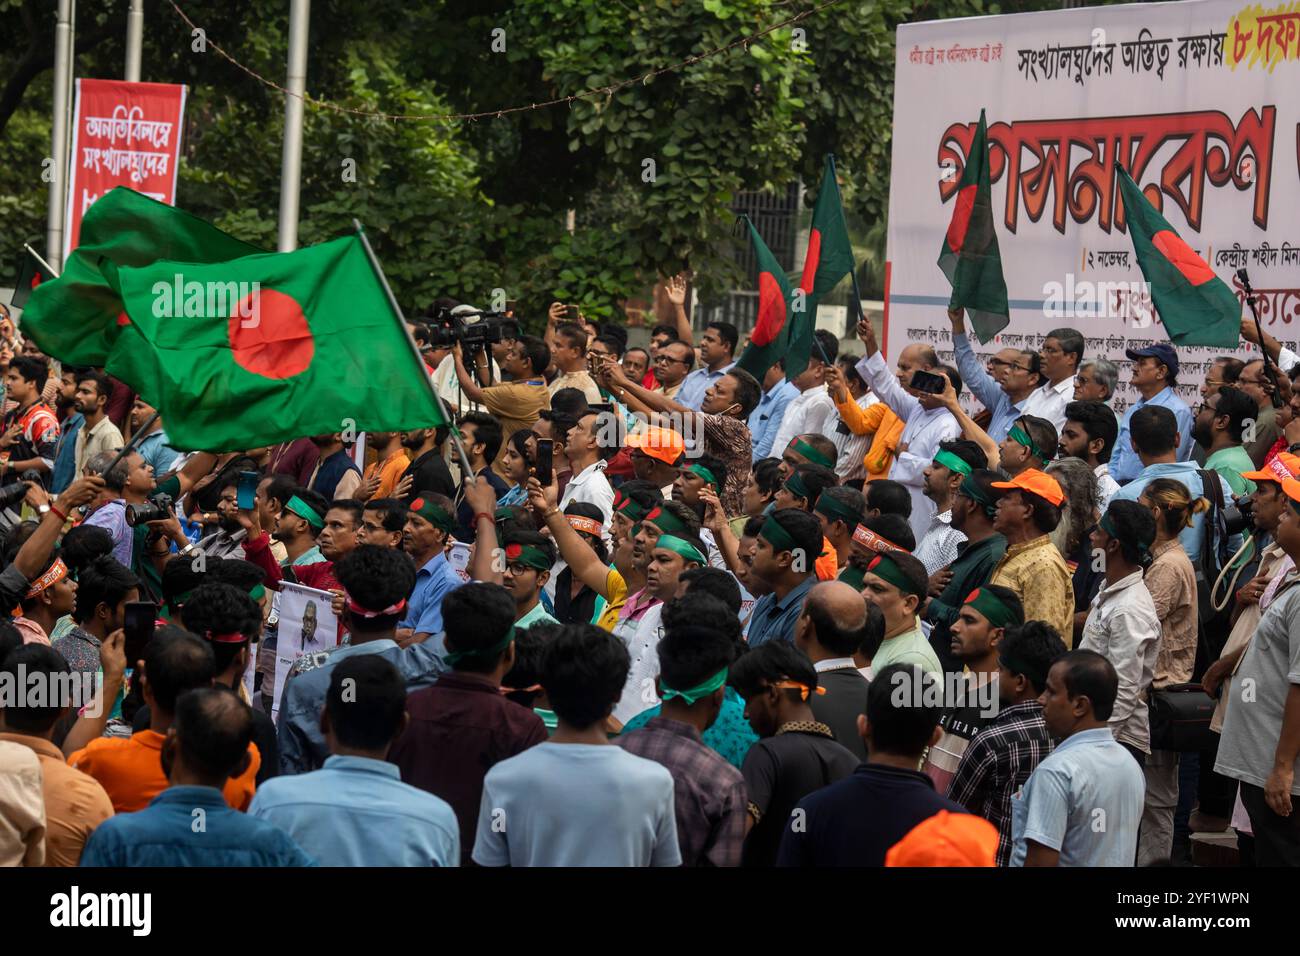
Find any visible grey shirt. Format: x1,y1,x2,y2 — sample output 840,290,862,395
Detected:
1216,580,1300,795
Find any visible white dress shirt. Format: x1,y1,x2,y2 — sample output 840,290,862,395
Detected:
1095,463,1121,509
1022,377,1073,434
856,352,962,544
769,385,838,462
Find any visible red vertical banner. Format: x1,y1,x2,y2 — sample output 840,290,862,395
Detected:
64,78,188,259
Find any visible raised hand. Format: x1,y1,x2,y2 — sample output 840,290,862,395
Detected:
666,274,688,306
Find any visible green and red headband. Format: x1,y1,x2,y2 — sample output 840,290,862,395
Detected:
643,505,689,536
409,496,456,533
505,542,552,572
783,469,813,503
961,587,1019,629
791,438,834,469
865,552,922,597
613,489,650,522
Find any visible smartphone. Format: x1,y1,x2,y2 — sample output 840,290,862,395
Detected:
236,470,260,510
123,601,158,662
565,304,581,322
909,369,947,395
534,438,554,487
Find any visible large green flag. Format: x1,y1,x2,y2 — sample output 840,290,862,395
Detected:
735,217,797,382
20,187,262,365
787,154,858,380
937,109,1009,344
103,234,444,450
1116,166,1241,348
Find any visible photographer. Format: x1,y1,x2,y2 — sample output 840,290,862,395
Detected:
452,336,551,479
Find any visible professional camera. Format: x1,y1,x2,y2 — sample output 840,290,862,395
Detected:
125,493,175,527
1222,494,1254,537
0,469,45,511
425,307,516,349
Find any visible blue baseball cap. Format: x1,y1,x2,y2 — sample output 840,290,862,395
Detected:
1125,342,1179,378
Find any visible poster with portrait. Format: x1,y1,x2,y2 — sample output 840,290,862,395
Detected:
270,582,339,722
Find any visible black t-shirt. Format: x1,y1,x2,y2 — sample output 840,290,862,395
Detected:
553,568,599,626
133,700,280,785
776,763,968,867
810,668,870,762
741,728,859,868
401,450,455,500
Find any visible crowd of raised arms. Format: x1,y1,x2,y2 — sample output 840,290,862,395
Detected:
2,284,1300,869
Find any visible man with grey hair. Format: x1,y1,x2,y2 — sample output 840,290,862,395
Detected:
1035,327,1084,433
1073,358,1117,404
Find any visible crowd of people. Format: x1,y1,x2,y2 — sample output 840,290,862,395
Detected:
1,284,1299,869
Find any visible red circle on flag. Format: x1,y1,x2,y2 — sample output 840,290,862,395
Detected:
1151,230,1214,287
750,272,789,347
799,228,823,293
227,288,314,379
945,184,978,253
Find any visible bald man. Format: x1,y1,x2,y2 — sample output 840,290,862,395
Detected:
794,581,872,760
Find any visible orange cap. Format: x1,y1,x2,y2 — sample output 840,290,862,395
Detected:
1242,452,1300,484
626,426,685,466
1281,477,1300,506
884,810,999,867
990,467,1065,507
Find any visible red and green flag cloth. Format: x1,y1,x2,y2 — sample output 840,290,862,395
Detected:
21,187,262,366
9,248,52,310
937,108,1010,344
735,215,797,381
21,187,444,451
1116,165,1241,348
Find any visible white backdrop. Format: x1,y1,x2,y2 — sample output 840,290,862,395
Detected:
887,0,1300,413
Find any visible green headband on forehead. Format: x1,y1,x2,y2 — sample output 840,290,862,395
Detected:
504,542,552,572
284,495,324,529
815,492,861,527
933,449,972,477
791,438,834,469
1008,424,1047,462
644,505,689,536
661,667,727,705
866,553,921,597
958,473,997,511
838,563,867,590
408,496,456,533
683,463,719,489
962,587,1018,629
654,534,706,566
784,469,813,502
759,513,798,553
1099,511,1150,558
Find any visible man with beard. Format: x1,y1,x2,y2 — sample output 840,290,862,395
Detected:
72,369,123,477
1191,385,1259,496
398,427,456,500
0,355,60,482
195,475,249,560
50,364,85,493
307,433,363,501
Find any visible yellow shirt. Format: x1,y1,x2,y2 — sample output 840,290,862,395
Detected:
597,567,629,631
989,535,1075,644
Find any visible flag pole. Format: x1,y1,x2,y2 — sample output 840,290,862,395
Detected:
1236,269,1283,409
351,220,475,486
23,245,60,280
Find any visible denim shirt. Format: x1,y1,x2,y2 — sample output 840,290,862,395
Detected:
748,379,799,461
1109,387,1195,483
399,552,464,636
80,786,316,867
746,575,818,648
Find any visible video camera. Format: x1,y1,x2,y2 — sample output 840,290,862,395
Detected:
1222,494,1253,537
0,469,44,511
425,307,517,350
125,492,174,527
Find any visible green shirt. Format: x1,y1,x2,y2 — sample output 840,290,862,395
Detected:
516,601,559,629
1204,445,1257,497
872,620,942,674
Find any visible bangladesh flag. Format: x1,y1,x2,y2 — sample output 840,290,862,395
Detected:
937,109,1009,344
20,187,261,366
787,153,859,380
102,234,445,451
735,216,796,381
9,248,51,310
1117,165,1241,348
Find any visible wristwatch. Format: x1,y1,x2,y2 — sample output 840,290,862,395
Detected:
37,503,49,516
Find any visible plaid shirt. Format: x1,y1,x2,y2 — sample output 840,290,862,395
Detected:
946,700,1052,866
618,716,748,867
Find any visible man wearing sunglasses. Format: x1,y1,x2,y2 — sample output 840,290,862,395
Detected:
650,340,695,401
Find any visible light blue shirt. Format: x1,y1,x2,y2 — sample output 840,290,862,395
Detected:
748,378,799,461
135,428,181,477
676,360,736,411
953,332,1028,443
472,742,681,867
1010,727,1145,867
1109,386,1195,483
1109,461,1239,564
249,755,460,866
400,551,463,636
277,638,448,774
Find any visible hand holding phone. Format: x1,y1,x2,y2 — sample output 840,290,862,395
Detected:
908,369,947,395
236,470,260,510
534,438,554,487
